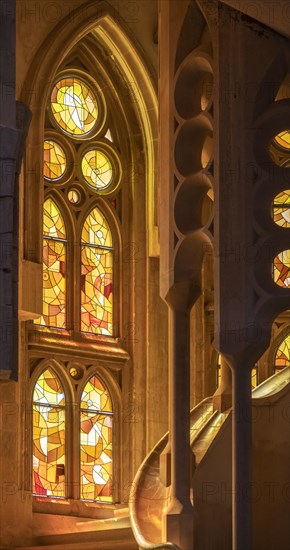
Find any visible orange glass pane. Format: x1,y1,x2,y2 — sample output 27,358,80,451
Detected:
273,250,290,288
81,246,113,335
44,140,66,180
273,190,290,228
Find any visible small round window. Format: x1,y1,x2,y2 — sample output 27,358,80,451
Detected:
81,150,113,190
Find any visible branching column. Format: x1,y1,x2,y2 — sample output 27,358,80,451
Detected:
159,1,214,548
215,6,289,550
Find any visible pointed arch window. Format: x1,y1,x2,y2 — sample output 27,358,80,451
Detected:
274,332,290,374
80,374,113,502
81,207,113,335
35,69,121,335
35,198,67,328
32,368,66,497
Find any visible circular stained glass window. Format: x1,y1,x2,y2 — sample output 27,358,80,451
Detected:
51,77,99,136
273,249,290,288
68,189,81,204
273,190,290,228
44,140,66,180
81,150,113,190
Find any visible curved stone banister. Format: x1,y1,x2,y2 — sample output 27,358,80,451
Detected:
129,397,215,549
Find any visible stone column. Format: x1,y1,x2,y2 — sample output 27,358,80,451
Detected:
162,307,194,548
213,355,232,412
215,6,289,550
159,1,214,547
231,363,252,550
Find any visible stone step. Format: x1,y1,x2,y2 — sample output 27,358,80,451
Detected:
15,513,138,550
15,526,138,550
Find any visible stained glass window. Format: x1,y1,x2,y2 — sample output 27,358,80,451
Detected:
80,375,113,502
273,190,290,228
33,368,65,497
44,140,66,180
51,78,99,136
81,208,113,335
81,150,113,190
35,199,66,328
68,189,80,204
273,249,290,288
274,333,290,373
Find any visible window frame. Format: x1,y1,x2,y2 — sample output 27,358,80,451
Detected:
31,360,121,511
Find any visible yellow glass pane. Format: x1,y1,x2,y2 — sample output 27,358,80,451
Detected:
273,190,290,228
81,150,113,190
33,368,65,406
275,130,290,150
80,375,113,412
251,368,257,389
274,333,290,373
44,140,66,180
68,189,80,204
51,78,98,136
43,198,66,240
81,207,112,247
273,249,290,288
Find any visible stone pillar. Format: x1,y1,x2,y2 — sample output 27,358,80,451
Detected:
213,355,232,412
215,6,290,550
162,307,194,548
159,1,214,547
232,363,252,550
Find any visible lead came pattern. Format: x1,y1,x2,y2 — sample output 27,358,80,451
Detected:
35,199,66,328
81,208,113,335
51,78,99,136
274,333,290,373
80,376,113,502
33,369,65,498
273,190,290,228
81,150,113,190
273,249,290,288
44,140,66,180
